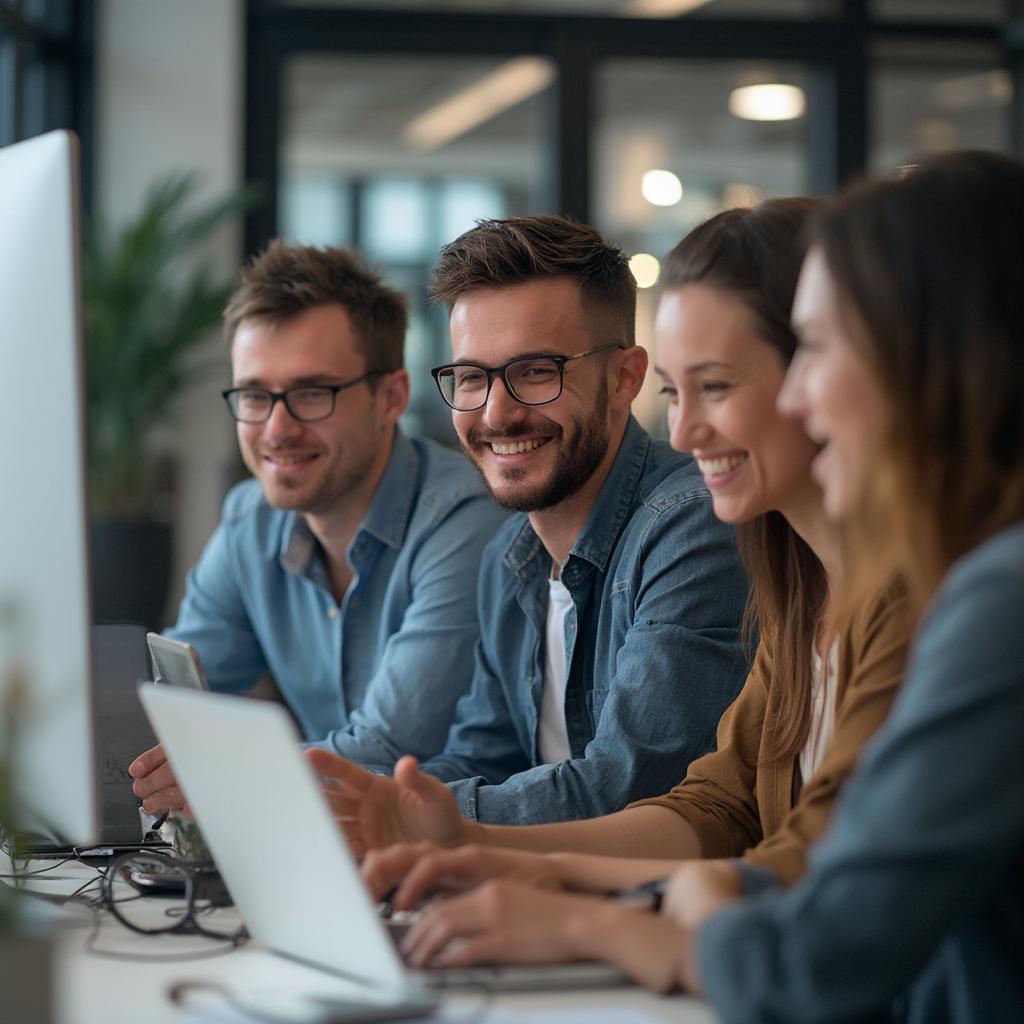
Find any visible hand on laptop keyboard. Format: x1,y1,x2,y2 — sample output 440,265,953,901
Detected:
362,841,565,910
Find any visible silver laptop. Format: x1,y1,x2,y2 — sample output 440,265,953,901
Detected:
138,684,631,995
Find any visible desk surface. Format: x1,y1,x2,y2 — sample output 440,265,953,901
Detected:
6,854,717,1024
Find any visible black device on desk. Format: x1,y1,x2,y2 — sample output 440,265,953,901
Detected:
15,624,170,857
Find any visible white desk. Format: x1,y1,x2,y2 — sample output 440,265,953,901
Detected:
6,855,716,1024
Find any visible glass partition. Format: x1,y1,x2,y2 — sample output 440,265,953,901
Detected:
595,58,810,436
871,43,1010,171
280,53,554,442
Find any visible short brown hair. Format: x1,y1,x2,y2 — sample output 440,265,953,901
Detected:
224,239,408,373
428,216,637,344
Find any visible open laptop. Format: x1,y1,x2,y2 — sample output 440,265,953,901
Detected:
138,684,632,995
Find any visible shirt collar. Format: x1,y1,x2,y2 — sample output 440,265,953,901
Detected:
503,416,650,580
279,428,416,576
357,428,418,550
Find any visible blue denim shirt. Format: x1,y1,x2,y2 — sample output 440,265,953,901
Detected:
167,430,507,764
419,417,749,824
699,523,1024,1024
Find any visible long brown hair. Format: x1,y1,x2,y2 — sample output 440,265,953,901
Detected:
817,151,1024,619
662,198,828,762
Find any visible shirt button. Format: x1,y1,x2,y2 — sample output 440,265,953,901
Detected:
327,606,339,620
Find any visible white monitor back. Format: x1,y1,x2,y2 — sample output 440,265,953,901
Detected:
0,131,97,843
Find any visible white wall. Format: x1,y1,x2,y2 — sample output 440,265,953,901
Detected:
96,0,245,623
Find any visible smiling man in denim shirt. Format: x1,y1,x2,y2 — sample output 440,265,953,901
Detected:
308,216,748,839
129,241,506,812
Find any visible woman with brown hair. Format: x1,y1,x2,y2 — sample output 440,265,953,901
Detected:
350,199,911,942
674,148,1024,1022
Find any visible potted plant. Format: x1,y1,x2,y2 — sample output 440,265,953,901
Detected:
84,175,256,629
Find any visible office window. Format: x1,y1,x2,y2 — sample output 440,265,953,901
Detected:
595,58,809,436
21,0,74,32
871,45,1010,171
280,176,352,248
251,2,1020,445
0,0,90,168
280,52,553,441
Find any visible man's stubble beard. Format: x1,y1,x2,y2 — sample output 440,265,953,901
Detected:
462,387,610,513
245,438,380,518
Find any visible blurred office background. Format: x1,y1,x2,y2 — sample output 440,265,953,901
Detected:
2,0,1021,623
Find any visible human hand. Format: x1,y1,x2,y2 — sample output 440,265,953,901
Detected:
401,880,690,994
362,841,564,907
128,743,189,814
661,859,743,932
305,750,475,858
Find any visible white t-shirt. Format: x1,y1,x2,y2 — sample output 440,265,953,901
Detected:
799,638,839,784
538,576,574,764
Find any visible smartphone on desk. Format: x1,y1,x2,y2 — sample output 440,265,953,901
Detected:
146,633,209,691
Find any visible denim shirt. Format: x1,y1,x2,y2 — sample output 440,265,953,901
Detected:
420,417,749,824
167,429,507,765
699,523,1024,1024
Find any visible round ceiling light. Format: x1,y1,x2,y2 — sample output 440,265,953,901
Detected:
629,253,661,289
641,169,684,207
729,83,806,122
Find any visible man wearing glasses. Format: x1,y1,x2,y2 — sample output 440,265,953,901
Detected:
308,216,748,839
129,241,506,812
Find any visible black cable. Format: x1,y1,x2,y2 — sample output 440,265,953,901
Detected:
0,854,76,879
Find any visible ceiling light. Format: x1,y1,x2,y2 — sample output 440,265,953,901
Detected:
641,169,683,207
629,253,661,289
626,0,714,17
404,57,554,153
729,84,806,122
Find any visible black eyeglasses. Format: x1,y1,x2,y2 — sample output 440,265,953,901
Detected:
222,371,385,423
431,343,625,412
103,850,246,943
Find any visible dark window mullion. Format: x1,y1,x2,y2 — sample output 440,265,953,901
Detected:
1008,10,1024,156
0,32,15,146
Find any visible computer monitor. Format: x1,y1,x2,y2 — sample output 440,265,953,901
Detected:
0,130,97,845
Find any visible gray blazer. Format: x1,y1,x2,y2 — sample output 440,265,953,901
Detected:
698,522,1024,1024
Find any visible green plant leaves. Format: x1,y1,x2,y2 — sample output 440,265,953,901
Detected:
84,174,260,518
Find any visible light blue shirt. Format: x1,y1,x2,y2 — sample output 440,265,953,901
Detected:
699,523,1024,1024
167,430,507,766
420,417,750,824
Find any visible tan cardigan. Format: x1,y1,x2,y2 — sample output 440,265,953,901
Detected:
630,589,910,885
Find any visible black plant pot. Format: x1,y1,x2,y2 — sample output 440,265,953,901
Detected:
90,519,173,632
0,930,53,1023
